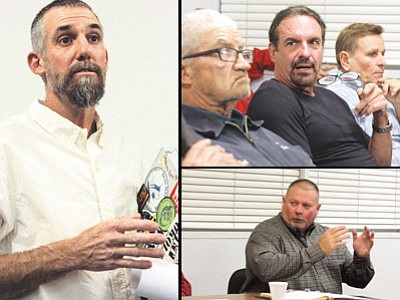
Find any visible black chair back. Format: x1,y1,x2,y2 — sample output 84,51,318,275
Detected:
227,268,246,294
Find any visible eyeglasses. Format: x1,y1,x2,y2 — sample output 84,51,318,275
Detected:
182,47,253,63
318,71,365,89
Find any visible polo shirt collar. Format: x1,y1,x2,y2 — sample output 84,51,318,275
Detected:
28,99,104,147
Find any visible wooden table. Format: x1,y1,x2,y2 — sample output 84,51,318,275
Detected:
182,292,386,300
183,293,261,300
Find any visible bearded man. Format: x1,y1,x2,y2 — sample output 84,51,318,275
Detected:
0,1,167,299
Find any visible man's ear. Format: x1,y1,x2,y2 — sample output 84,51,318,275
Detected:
181,61,193,86
269,42,277,63
339,51,351,72
105,48,109,71
27,51,45,76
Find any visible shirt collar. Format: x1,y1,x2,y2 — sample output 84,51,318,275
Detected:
28,99,104,147
182,104,264,138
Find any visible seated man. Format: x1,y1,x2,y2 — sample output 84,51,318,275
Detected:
247,5,392,166
181,8,313,166
324,23,400,166
242,179,375,294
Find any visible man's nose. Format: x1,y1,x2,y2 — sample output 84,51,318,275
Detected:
77,37,91,61
378,53,386,67
294,206,303,214
299,42,311,57
234,53,251,71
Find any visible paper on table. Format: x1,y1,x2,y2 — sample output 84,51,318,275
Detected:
131,258,178,300
259,291,380,300
260,291,330,299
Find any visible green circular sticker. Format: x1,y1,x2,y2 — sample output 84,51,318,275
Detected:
157,197,176,231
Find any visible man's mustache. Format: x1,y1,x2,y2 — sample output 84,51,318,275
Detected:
291,58,316,70
67,62,103,79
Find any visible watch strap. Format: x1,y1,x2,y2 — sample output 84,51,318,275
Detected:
372,121,393,133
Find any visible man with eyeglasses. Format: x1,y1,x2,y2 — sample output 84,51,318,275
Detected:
181,8,313,166
246,5,392,166
322,23,400,166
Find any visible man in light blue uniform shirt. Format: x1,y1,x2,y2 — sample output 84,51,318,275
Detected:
324,23,400,165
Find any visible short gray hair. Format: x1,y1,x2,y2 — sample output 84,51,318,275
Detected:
182,9,237,59
31,0,98,55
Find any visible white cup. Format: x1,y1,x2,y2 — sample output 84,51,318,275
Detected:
268,281,288,300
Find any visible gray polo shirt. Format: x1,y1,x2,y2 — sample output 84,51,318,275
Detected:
182,104,313,166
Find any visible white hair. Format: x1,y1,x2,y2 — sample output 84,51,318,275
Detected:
182,9,238,58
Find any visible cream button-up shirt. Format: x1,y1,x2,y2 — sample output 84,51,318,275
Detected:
0,100,144,300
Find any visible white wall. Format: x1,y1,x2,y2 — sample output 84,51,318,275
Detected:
182,0,220,14
182,231,400,300
0,1,177,171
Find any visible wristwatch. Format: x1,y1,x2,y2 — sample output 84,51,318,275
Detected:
372,121,393,133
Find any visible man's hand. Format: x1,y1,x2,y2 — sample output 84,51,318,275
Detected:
352,226,375,258
319,226,351,256
0,215,167,299
355,83,387,120
70,214,166,271
379,78,400,104
182,139,245,166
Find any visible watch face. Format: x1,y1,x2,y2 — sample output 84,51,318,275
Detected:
144,167,169,213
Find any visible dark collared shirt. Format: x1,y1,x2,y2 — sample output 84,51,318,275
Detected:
242,213,375,294
182,105,313,166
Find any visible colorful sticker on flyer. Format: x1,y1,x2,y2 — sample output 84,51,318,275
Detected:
144,167,169,214
156,197,176,232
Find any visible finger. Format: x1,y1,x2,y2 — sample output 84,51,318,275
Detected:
370,230,375,240
184,139,213,159
200,145,228,163
109,219,160,234
182,139,213,165
125,232,166,245
362,226,372,239
381,81,389,96
340,233,351,241
354,94,371,115
388,85,400,98
190,138,212,150
115,245,165,259
352,228,358,240
330,226,347,235
357,87,363,97
358,97,386,116
112,257,155,270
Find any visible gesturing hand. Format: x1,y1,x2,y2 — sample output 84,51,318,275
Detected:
69,214,166,271
355,83,387,118
352,226,375,258
319,226,351,256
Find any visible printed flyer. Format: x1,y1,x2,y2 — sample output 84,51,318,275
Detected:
136,148,179,264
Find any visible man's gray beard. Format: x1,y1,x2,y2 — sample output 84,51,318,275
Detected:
47,67,105,108
64,76,105,108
